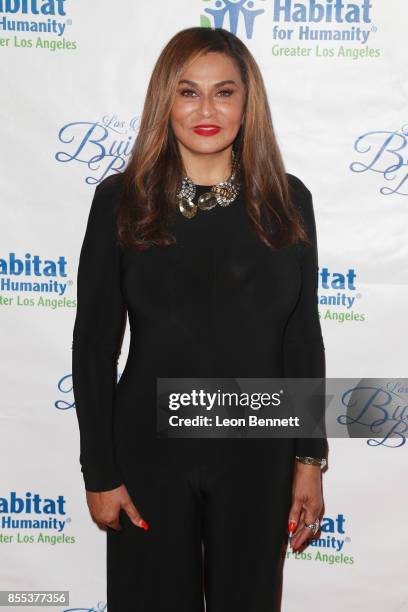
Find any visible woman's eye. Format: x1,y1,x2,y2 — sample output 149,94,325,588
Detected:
178,88,235,97
217,89,234,97
179,89,197,97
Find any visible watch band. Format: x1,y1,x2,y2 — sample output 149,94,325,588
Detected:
295,455,327,469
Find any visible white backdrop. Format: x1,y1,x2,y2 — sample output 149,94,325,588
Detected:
1,1,407,611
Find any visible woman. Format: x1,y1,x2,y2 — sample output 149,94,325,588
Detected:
72,26,328,612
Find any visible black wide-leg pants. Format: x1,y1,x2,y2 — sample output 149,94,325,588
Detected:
107,440,295,612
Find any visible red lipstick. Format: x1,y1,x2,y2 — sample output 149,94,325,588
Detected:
193,124,221,136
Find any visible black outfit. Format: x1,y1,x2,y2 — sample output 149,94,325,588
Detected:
72,171,327,612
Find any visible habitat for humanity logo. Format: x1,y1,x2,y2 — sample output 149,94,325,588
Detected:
56,114,138,185
0,490,75,544
350,122,408,196
201,0,380,60
0,251,75,309
287,512,354,564
317,265,365,323
200,0,266,39
0,0,77,51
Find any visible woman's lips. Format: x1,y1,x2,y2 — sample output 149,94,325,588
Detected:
193,126,221,136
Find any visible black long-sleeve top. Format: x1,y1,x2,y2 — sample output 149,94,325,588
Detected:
72,172,327,491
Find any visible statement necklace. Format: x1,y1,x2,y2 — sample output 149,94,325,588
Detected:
177,150,241,219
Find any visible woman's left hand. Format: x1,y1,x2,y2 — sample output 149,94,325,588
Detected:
288,461,324,552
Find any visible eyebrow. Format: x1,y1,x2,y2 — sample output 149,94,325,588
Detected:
178,79,238,87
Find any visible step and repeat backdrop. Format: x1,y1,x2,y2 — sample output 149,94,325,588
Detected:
1,1,407,611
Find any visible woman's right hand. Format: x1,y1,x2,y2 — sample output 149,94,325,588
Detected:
85,483,149,531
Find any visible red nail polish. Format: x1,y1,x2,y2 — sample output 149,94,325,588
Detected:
140,519,149,530
288,520,297,533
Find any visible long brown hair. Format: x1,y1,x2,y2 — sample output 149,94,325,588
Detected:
116,26,310,251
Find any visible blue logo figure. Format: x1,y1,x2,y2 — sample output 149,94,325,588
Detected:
202,0,265,39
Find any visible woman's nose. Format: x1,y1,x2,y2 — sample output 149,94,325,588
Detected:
198,95,215,116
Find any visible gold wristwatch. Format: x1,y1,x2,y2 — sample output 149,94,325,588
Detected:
295,456,327,469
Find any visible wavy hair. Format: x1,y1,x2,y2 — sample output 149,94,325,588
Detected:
115,26,310,251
